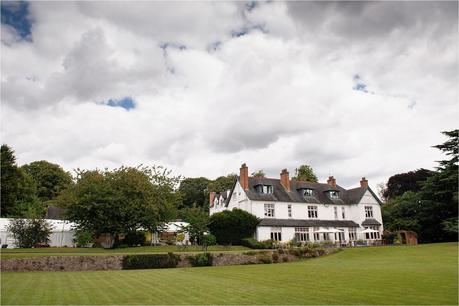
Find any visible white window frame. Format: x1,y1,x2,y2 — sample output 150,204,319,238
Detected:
313,227,320,241
287,204,292,218
365,206,374,218
270,227,282,241
333,206,338,219
294,227,310,242
263,185,273,194
341,206,346,219
329,191,339,199
303,189,313,197
307,205,318,218
264,203,275,217
364,226,380,239
349,228,357,241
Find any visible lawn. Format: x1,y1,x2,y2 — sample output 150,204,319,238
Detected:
0,245,250,259
1,243,457,305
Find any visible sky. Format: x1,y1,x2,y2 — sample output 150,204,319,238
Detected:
1,1,458,191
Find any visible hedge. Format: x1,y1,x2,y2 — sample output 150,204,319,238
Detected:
122,253,179,270
188,253,213,267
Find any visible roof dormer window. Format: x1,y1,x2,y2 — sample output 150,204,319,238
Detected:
303,188,313,197
329,190,339,199
255,184,273,194
297,188,313,197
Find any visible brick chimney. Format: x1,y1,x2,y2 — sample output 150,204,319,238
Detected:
209,191,216,207
240,163,249,190
327,176,337,189
280,169,291,191
360,177,368,188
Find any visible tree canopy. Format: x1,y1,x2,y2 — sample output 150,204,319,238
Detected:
22,160,72,202
178,177,210,210
381,168,433,200
293,164,318,182
382,130,458,243
207,174,237,193
1,144,20,217
66,166,181,241
251,170,266,178
209,208,259,245
180,207,209,244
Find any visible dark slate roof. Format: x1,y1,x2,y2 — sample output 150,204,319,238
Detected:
361,218,382,226
240,177,380,205
46,206,66,220
259,218,359,228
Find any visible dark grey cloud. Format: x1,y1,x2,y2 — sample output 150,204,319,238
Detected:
287,1,458,41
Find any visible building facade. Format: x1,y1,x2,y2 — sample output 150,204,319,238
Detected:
209,164,383,244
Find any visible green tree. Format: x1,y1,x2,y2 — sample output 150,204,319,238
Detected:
180,207,209,244
208,174,237,193
1,144,20,217
10,169,44,218
21,160,72,202
209,209,260,245
251,170,266,178
382,130,458,243
178,177,210,210
293,165,318,182
7,219,52,248
66,166,181,247
381,168,433,200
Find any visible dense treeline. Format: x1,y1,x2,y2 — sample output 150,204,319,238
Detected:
381,130,458,243
2,130,456,245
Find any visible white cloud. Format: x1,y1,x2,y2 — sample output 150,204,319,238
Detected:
1,1,457,191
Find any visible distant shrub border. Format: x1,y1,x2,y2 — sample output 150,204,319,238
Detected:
1,248,341,272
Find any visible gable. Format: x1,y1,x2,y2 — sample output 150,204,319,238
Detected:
359,189,382,205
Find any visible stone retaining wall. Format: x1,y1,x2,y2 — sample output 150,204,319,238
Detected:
1,248,340,272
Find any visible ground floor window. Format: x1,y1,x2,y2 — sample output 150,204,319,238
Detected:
313,227,320,241
334,230,345,241
365,226,380,239
270,227,282,241
349,228,357,241
294,227,310,242
323,233,330,241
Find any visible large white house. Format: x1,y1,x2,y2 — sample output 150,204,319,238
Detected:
209,164,384,244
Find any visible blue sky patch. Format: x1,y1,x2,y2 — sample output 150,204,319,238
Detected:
1,1,32,40
106,97,135,110
353,74,374,94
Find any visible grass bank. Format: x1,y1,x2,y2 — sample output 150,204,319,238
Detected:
1,243,457,305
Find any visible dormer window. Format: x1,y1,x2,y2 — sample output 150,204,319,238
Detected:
255,184,273,194
297,188,313,197
329,191,339,199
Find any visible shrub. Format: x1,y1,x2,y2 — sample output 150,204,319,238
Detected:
257,253,272,264
201,234,217,246
209,209,260,245
241,238,274,249
282,256,289,262
123,231,146,246
188,253,213,267
74,229,92,247
7,219,52,248
271,252,279,263
122,253,179,269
